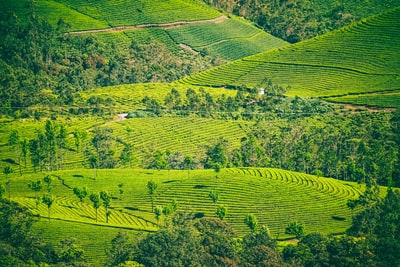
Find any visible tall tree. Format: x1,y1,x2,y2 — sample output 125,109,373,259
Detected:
44,120,57,171
91,127,116,169
216,205,227,220
119,144,134,167
205,138,228,169
42,193,54,221
28,179,42,207
56,124,67,170
73,187,88,203
3,166,13,198
100,191,112,223
183,156,193,179
20,138,28,169
0,184,5,198
89,193,101,222
244,214,258,233
8,130,21,174
147,181,158,212
43,175,52,193
209,191,219,208
106,231,134,266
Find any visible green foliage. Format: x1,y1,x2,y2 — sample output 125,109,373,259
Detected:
241,227,282,266
135,214,240,266
57,237,86,264
209,191,220,206
2,166,13,176
244,214,258,232
0,184,5,198
28,179,42,207
106,231,134,267
73,186,88,203
285,221,305,239
0,198,56,265
205,138,228,169
42,193,54,220
147,181,158,212
43,175,52,192
89,192,101,222
100,191,112,223
216,205,227,220
91,127,117,169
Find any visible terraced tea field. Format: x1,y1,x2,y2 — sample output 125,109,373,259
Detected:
1,0,220,31
0,114,251,175
166,16,287,60
181,6,400,105
327,91,400,108
9,168,368,264
79,82,237,111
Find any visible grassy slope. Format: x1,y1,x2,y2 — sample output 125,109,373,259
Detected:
8,167,368,265
181,6,400,104
166,15,288,60
1,0,287,63
0,0,220,31
327,91,400,108
0,83,243,174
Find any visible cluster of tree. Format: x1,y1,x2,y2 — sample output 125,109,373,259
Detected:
204,0,356,42
142,110,400,187
104,187,400,266
128,84,334,120
1,166,399,266
0,8,218,117
5,109,399,188
0,198,87,266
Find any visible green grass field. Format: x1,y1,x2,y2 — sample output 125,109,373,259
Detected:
5,167,369,265
181,6,400,105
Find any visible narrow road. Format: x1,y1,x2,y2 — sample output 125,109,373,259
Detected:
69,15,227,35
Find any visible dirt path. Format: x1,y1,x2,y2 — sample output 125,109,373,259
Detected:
69,15,227,35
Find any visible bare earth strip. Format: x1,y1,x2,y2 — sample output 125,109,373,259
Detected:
69,15,227,35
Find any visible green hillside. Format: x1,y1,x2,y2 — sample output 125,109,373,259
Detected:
181,6,400,105
204,0,400,42
327,91,400,108
166,15,288,61
0,0,220,31
8,168,366,264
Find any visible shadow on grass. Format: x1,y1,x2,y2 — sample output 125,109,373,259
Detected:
194,184,211,189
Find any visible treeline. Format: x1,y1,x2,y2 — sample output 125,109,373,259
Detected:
0,10,217,117
204,0,355,42
128,84,334,120
3,186,399,266
124,88,399,187
144,109,399,187
4,109,399,188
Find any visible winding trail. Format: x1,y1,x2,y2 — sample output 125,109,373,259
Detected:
69,15,227,35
